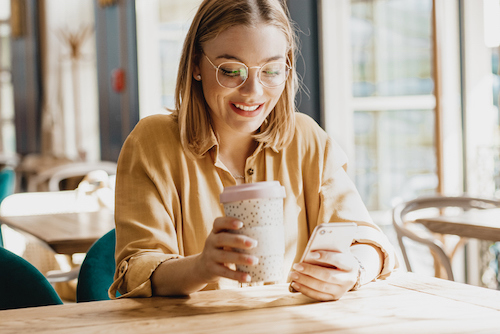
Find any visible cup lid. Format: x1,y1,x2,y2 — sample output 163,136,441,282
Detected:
219,181,286,203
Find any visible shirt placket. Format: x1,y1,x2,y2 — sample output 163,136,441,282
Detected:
244,153,258,183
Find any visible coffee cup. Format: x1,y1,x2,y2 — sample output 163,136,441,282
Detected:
219,181,286,283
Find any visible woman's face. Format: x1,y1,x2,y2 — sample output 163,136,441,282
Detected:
194,24,288,137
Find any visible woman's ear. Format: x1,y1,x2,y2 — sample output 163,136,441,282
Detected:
193,64,202,81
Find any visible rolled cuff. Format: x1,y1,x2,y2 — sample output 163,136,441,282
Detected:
109,253,181,299
353,226,399,279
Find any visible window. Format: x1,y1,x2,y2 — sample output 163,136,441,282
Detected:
0,1,16,155
493,47,499,121
136,0,203,118
350,0,436,210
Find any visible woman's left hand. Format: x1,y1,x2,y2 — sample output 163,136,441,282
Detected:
289,250,359,301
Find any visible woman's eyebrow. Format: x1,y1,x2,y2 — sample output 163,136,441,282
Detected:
215,53,285,63
215,53,241,61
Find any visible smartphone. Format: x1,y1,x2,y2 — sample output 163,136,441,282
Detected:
289,222,358,292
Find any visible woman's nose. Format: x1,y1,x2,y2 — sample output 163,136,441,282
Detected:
239,70,264,96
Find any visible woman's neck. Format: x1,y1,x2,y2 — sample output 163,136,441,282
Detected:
217,131,258,181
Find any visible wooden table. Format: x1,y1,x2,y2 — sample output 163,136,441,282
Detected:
1,273,499,333
0,210,115,254
416,208,500,241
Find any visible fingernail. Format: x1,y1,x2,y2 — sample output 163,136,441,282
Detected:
235,221,243,228
291,282,300,291
292,263,304,272
247,256,259,265
290,273,299,280
310,252,320,259
244,274,252,282
246,239,258,248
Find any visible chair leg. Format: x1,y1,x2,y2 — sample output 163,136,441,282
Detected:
398,236,413,272
430,250,446,279
430,247,455,281
450,237,468,260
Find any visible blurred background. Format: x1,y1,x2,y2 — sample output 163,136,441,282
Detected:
0,0,499,288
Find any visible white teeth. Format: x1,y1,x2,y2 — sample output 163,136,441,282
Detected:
234,104,259,111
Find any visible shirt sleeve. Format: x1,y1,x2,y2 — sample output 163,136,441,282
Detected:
318,138,398,279
109,121,182,299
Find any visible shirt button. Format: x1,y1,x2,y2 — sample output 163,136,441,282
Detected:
247,168,254,176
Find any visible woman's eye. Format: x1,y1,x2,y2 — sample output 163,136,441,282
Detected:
262,64,284,77
220,68,241,77
263,69,280,77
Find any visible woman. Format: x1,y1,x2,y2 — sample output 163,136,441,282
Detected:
109,0,397,302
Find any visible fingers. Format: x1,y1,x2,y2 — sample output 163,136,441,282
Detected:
305,251,355,271
289,267,356,301
198,244,257,283
199,217,259,284
212,232,258,250
213,216,244,233
291,262,356,287
289,281,341,302
288,252,359,301
213,248,259,267
199,245,258,283
208,262,253,283
211,217,258,250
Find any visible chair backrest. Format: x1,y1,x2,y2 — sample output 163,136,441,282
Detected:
28,161,117,192
76,229,116,302
0,167,16,247
392,195,500,281
0,247,63,310
0,167,16,202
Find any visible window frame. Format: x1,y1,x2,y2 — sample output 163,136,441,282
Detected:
319,0,464,198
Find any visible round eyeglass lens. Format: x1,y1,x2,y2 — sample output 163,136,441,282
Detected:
216,62,289,88
217,63,248,88
260,62,289,87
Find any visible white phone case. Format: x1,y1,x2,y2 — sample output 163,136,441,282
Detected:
299,222,358,263
290,222,358,292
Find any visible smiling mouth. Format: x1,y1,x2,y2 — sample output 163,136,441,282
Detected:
233,103,261,112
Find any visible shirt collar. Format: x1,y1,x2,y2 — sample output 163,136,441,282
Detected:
202,123,280,162
199,127,219,157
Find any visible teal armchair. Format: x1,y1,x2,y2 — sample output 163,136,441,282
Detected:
77,229,117,302
0,167,16,247
0,247,63,310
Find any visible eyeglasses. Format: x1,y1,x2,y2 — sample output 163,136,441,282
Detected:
203,53,291,89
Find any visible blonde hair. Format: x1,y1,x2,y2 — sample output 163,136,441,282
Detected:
172,0,298,158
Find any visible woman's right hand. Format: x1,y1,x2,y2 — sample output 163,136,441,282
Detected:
197,217,259,284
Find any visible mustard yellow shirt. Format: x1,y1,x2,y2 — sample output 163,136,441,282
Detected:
110,112,397,298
